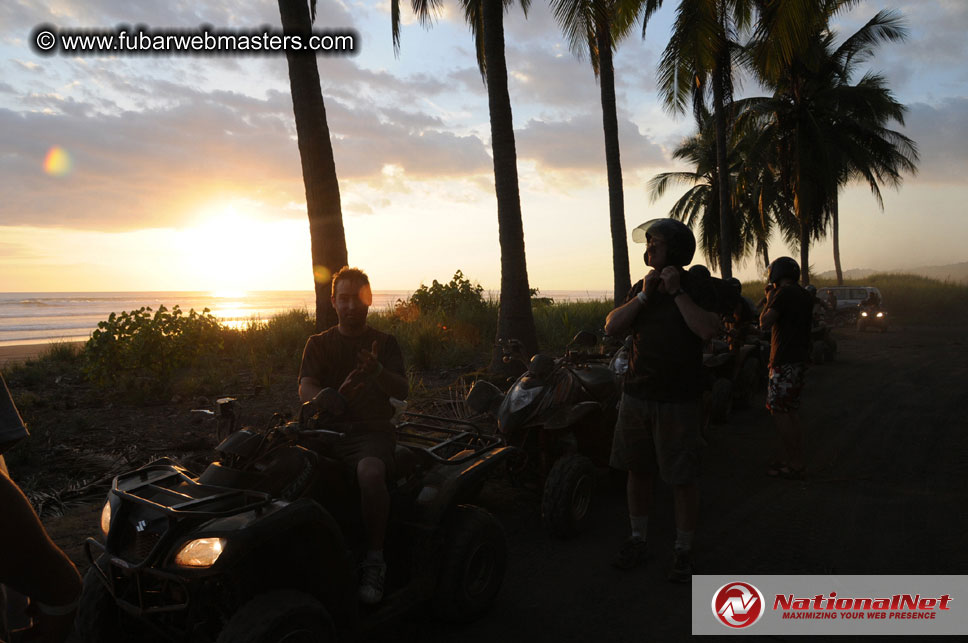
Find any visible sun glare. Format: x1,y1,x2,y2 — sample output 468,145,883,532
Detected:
181,204,293,293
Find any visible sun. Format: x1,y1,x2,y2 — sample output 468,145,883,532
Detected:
181,204,279,294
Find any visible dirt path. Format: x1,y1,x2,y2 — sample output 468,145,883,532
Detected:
387,323,968,641
39,323,968,641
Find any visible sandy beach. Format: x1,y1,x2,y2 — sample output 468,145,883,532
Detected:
0,341,85,368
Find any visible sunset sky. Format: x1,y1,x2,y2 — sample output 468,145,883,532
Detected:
1,0,966,293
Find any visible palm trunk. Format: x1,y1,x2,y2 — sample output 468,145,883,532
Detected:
482,0,538,368
759,239,770,269
799,215,810,285
712,67,732,279
596,21,631,306
279,0,346,331
832,196,843,285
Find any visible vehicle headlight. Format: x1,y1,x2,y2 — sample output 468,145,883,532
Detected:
876,312,883,318
100,501,111,537
507,384,542,413
861,312,868,317
174,538,226,568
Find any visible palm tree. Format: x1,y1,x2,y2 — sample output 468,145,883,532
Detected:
657,0,756,279
648,103,773,270
278,0,347,331
745,3,918,284
550,0,662,305
392,0,539,361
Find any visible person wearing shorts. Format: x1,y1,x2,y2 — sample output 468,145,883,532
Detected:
759,257,813,480
604,219,720,582
298,267,408,605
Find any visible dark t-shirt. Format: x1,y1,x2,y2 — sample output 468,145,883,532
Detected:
623,271,718,402
298,325,406,432
766,285,813,367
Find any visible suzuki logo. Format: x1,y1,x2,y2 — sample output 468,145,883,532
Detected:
712,581,765,629
135,520,147,532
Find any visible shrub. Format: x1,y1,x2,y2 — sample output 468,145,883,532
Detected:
84,305,223,402
402,270,486,315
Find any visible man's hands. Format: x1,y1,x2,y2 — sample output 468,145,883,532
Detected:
356,340,384,378
333,341,383,406
659,266,681,293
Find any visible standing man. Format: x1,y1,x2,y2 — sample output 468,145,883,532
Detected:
604,219,720,581
298,267,409,605
759,257,813,480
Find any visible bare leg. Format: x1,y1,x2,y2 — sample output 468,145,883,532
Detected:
772,411,804,470
357,457,389,551
672,483,699,532
627,470,654,518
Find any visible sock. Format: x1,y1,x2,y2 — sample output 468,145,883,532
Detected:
630,515,648,540
365,550,384,563
675,529,695,553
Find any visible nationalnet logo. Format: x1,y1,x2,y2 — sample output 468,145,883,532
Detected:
712,581,765,629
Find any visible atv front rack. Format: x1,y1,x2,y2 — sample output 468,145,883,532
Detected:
112,461,271,517
395,412,503,464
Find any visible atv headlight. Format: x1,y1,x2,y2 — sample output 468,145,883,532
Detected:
861,311,868,317
174,538,226,568
876,312,883,318
100,500,111,537
507,384,542,413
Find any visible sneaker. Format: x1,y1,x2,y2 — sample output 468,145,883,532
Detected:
667,549,694,583
612,536,648,570
358,560,386,604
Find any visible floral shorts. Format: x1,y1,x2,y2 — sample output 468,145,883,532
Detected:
766,363,807,413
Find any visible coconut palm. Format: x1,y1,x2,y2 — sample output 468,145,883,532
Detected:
392,0,539,361
745,3,918,284
278,0,348,331
550,0,662,305
656,0,757,279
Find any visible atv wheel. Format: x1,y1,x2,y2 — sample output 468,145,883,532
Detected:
734,359,759,410
811,341,826,364
76,568,144,643
435,505,507,623
216,591,334,643
541,454,596,538
710,378,732,424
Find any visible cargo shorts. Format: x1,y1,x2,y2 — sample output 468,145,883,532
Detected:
766,362,807,414
609,394,704,485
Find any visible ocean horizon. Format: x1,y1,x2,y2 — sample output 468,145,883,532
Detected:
0,289,613,347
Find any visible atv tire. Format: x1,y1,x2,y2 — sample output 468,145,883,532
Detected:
710,378,732,424
76,568,144,643
541,454,596,538
435,505,507,623
216,590,334,643
734,359,759,410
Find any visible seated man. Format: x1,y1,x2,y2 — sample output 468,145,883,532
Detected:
298,267,408,605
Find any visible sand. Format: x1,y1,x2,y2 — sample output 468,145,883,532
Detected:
0,341,85,368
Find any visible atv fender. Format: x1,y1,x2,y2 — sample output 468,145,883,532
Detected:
543,401,601,431
410,446,517,528
187,498,356,629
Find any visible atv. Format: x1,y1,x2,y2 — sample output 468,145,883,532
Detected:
77,399,513,643
810,323,839,364
464,331,620,539
856,305,889,333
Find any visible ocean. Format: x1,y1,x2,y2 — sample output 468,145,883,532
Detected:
0,290,612,347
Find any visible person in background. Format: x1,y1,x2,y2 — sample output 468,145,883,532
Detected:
759,258,814,480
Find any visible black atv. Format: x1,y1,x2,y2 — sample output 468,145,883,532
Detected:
464,331,620,538
77,400,514,642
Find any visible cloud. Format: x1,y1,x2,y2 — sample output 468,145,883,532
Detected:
900,97,968,183
0,74,492,230
515,114,667,171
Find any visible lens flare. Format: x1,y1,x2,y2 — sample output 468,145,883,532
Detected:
313,264,332,284
43,146,73,176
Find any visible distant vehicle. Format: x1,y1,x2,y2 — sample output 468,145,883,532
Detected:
816,286,883,311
